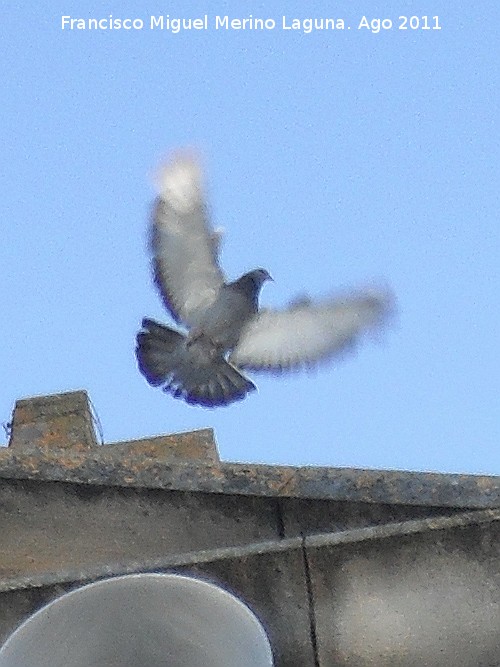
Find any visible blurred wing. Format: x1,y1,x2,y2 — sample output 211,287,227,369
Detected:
230,289,394,371
151,152,225,327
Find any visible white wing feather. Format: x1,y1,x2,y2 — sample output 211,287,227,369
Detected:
151,153,225,327
230,289,394,371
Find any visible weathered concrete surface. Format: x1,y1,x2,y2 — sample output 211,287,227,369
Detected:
5,389,219,462
0,552,314,667
0,478,477,593
2,510,500,666
3,450,500,508
279,496,464,537
0,478,281,584
0,586,65,651
7,391,98,452
105,429,219,463
184,549,315,667
2,390,500,509
307,514,500,667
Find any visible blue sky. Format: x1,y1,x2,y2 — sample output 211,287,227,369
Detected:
2,2,499,473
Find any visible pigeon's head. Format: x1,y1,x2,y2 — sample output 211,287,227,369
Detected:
248,268,273,288
232,268,273,306
244,268,273,296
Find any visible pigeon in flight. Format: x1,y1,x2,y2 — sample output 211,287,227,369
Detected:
136,152,394,407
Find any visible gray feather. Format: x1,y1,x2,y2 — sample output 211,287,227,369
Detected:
230,290,393,371
136,319,255,407
151,154,225,327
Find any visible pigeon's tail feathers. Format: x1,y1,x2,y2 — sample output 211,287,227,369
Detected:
136,319,255,407
174,358,256,408
136,318,185,387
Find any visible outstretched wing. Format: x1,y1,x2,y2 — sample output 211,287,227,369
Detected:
151,152,225,327
230,289,394,371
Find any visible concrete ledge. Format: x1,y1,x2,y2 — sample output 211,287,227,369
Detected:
2,390,500,508
1,449,500,507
